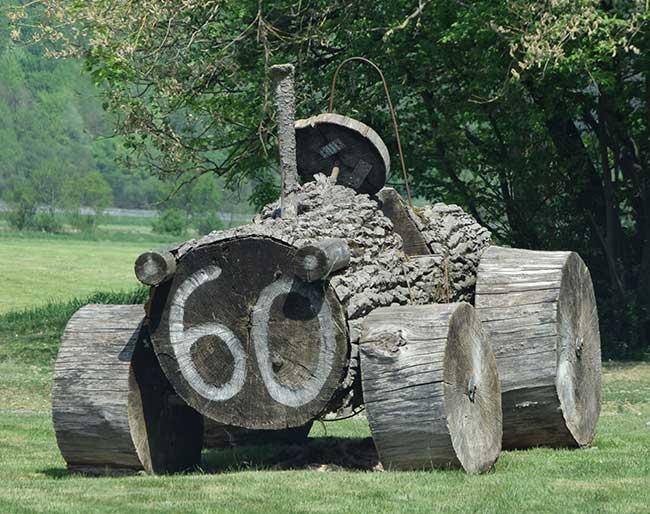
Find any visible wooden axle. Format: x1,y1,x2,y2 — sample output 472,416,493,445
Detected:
135,247,177,286
293,238,351,282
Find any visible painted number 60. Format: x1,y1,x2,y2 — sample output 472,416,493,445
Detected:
169,266,337,408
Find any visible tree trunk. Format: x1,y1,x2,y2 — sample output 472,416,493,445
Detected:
475,246,602,450
52,304,203,474
359,303,501,473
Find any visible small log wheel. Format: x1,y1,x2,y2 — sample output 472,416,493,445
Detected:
52,304,203,474
295,113,390,194
475,246,602,449
359,303,501,473
149,235,349,430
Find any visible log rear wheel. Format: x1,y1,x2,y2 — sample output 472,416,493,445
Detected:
475,246,602,449
360,303,501,473
149,236,349,430
53,304,203,474
556,252,602,446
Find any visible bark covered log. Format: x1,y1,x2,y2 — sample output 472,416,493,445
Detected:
475,246,602,449
52,304,203,474
144,176,491,429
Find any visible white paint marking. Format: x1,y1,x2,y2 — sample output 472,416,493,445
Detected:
170,265,246,401
252,277,336,408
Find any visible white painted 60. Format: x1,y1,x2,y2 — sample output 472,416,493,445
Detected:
169,266,337,407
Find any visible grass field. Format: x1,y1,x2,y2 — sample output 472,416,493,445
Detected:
0,210,186,314
0,293,649,513
0,233,649,513
0,210,252,314
0,233,161,314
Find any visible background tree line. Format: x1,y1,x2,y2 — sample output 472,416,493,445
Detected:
6,0,650,358
0,0,253,235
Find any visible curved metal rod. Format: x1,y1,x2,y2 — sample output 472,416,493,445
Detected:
328,56,413,208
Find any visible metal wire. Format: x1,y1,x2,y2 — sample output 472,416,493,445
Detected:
328,57,413,208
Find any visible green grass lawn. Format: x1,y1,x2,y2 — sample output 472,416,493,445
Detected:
0,293,649,513
0,232,168,314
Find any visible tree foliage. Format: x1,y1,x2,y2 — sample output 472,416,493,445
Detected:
8,0,650,357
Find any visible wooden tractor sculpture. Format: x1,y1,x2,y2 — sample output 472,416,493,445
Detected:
52,64,602,475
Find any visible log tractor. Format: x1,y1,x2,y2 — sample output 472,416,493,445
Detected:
53,62,601,475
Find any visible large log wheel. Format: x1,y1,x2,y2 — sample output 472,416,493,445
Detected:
149,235,349,430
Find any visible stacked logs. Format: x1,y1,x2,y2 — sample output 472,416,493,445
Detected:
141,175,491,428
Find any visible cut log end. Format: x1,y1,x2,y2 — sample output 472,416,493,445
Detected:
556,252,602,446
293,238,351,282
475,246,602,450
149,235,350,430
295,113,390,194
444,303,502,473
360,303,501,473
135,249,177,286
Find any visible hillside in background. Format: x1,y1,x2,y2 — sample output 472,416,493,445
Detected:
0,1,253,216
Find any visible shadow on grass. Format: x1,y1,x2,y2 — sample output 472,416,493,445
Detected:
39,437,380,478
202,436,380,473
41,468,72,479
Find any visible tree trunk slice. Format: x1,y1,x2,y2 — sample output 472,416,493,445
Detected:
149,235,349,430
377,188,430,256
294,238,351,282
135,247,177,286
203,419,312,448
295,113,390,194
359,303,501,473
52,304,203,474
475,246,602,449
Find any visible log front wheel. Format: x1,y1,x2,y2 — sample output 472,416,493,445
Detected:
360,303,502,473
53,304,203,474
